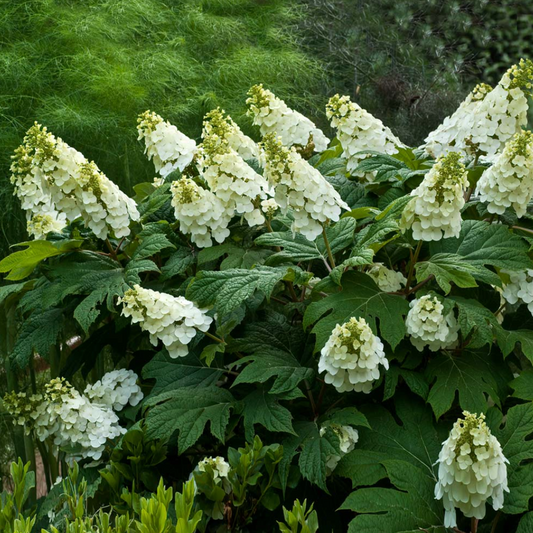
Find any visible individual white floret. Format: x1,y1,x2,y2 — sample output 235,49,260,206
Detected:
406,295,459,351
476,130,533,217
318,317,388,393
84,369,143,411
171,178,232,248
137,110,197,177
501,268,533,316
118,284,213,359
320,423,359,474
366,263,406,292
435,411,509,528
202,108,259,161
247,84,329,152
326,94,403,181
401,152,468,241
198,134,270,227
261,134,349,240
10,123,139,240
424,60,533,162
260,197,280,218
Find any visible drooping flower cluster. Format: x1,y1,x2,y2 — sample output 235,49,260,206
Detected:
406,295,459,352
4,373,143,460
118,284,213,358
202,108,259,161
424,60,533,161
366,263,406,292
476,130,533,217
501,268,533,315
401,152,468,241
320,423,359,474
435,411,509,528
84,369,143,411
198,134,270,227
137,111,197,177
318,317,388,393
171,178,232,248
326,94,403,181
261,134,348,239
247,84,329,152
11,123,140,240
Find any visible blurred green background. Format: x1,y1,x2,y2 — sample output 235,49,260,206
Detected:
0,0,532,258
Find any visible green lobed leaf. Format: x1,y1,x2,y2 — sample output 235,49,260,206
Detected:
0,239,83,280
510,370,533,401
304,271,409,351
133,233,175,260
142,350,223,396
161,246,196,280
144,386,236,452
425,350,511,419
241,389,296,441
430,220,533,285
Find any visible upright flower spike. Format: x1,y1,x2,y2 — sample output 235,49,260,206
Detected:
137,110,197,177
318,317,388,393
118,284,213,358
198,134,270,227
10,123,140,240
170,177,232,248
435,411,509,528
246,84,329,152
405,295,459,352
401,152,468,241
366,263,406,292
326,94,403,181
424,59,533,161
476,130,533,217
202,108,259,161
260,134,348,240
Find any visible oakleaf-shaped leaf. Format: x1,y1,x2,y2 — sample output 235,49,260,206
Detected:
142,350,223,396
430,220,533,285
304,271,409,351
425,350,511,419
145,386,236,452
242,389,296,441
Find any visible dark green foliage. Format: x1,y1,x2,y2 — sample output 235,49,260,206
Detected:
301,0,533,145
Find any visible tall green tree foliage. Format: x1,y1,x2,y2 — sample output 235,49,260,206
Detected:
0,0,323,256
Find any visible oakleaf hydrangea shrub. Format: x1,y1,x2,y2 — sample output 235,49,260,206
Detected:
2,60,533,532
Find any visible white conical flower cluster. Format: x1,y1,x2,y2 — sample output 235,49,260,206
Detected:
401,152,468,241
326,94,403,181
320,423,359,473
424,60,533,161
202,108,259,161
501,268,533,315
476,130,533,217
4,374,143,461
198,133,270,227
118,284,213,358
84,369,143,411
247,84,329,152
171,178,232,248
406,295,459,352
318,317,388,393
11,123,139,240
435,411,509,528
366,263,406,292
261,134,349,240
137,110,197,177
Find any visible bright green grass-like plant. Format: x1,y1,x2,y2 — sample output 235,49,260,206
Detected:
0,0,324,256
